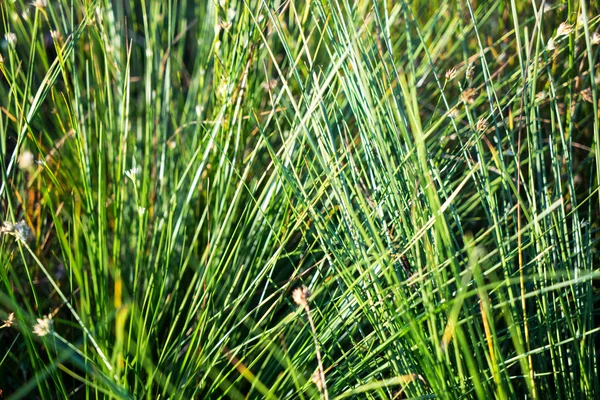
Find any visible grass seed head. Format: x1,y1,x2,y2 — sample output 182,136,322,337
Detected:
293,285,311,308
476,118,488,132
580,88,593,103
461,88,478,104
556,22,574,37
33,314,53,337
2,313,15,329
1,221,33,242
445,67,457,81
447,108,459,119
466,63,475,78
536,91,548,103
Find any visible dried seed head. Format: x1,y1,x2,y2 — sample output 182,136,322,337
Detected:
2,312,15,328
460,88,478,104
292,285,311,308
546,37,556,51
33,314,53,337
592,32,600,45
580,88,593,103
445,67,458,81
556,22,574,37
466,63,475,78
261,79,278,91
447,108,459,119
476,118,489,132
535,91,548,102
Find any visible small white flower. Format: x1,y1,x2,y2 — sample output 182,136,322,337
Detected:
138,206,146,217
547,37,556,51
5,32,17,47
592,32,600,45
33,314,53,337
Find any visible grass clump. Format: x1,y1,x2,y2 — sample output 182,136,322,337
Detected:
1,0,599,398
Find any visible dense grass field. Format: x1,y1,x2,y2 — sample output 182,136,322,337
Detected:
1,0,599,398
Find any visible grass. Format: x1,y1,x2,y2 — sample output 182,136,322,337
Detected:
0,0,599,398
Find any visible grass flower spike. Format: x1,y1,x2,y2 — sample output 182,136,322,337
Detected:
292,285,311,309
